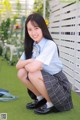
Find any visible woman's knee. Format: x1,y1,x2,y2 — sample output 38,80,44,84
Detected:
28,71,43,81
17,68,27,80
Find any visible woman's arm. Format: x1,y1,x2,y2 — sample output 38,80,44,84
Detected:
16,58,34,70
25,60,43,72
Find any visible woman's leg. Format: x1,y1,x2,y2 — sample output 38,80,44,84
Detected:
28,71,52,102
17,68,41,96
28,71,56,114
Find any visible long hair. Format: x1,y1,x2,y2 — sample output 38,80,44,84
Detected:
24,13,58,59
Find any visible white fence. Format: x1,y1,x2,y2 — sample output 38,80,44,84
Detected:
49,0,80,91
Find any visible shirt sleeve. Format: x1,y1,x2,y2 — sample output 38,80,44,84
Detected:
36,41,57,65
20,52,26,60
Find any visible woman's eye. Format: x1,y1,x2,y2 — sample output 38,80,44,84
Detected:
35,27,39,29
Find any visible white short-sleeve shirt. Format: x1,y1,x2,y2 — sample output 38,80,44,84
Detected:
20,38,63,75
20,52,26,60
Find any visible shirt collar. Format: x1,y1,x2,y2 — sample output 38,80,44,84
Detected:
34,38,47,51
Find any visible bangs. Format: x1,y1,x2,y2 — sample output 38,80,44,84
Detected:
30,20,39,27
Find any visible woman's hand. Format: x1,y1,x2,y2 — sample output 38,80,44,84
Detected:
25,60,43,72
16,58,34,70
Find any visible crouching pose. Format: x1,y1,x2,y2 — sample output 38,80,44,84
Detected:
16,13,73,114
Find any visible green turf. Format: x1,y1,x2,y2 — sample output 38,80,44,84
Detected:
0,56,80,120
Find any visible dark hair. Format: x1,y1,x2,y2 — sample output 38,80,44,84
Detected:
24,13,59,59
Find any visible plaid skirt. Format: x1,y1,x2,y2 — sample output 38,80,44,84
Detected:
41,70,73,112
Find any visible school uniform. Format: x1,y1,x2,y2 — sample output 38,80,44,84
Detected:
21,38,73,112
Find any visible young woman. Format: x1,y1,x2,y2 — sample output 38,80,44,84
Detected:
16,13,73,114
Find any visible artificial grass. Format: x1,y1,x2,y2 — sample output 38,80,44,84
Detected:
0,56,80,120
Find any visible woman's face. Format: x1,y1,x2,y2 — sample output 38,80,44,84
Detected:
27,21,43,43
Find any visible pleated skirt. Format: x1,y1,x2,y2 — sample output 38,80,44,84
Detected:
41,70,73,112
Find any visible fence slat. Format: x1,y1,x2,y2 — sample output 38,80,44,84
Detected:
49,0,80,91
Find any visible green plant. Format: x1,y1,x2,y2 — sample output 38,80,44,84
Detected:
0,45,2,55
33,0,50,19
0,18,11,43
16,0,21,17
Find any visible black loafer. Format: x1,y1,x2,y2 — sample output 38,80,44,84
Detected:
26,98,46,109
34,104,59,114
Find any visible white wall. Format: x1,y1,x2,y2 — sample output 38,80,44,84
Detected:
49,0,80,91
